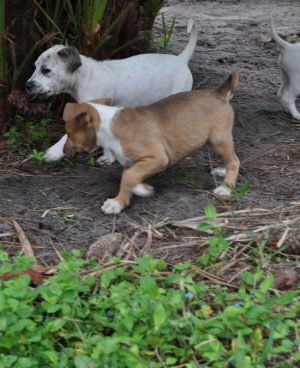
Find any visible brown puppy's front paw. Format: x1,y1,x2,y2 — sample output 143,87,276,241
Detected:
101,198,125,214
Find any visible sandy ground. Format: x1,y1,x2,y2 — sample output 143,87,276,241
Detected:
0,0,299,264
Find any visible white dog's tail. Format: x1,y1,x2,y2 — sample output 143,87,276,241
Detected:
271,16,290,49
178,19,197,64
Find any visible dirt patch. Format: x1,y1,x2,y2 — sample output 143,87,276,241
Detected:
0,0,299,265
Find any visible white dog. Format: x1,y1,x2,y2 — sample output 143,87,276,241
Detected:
271,17,300,120
26,20,197,163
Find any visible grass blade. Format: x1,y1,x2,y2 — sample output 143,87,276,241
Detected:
32,0,65,41
65,0,82,45
91,4,131,56
91,0,108,31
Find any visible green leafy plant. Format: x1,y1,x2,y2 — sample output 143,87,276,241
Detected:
0,251,299,367
87,157,97,166
33,0,109,53
229,182,250,205
33,0,163,59
154,14,176,51
26,121,47,142
5,115,49,154
4,126,23,150
197,204,229,266
30,149,45,164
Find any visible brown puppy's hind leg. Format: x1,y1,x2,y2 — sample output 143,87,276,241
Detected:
210,129,240,196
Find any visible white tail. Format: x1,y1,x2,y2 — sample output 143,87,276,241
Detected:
270,16,290,49
178,19,197,64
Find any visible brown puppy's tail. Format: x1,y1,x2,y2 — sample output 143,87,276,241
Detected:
217,70,240,102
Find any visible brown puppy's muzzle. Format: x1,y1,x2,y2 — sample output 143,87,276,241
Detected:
63,139,77,158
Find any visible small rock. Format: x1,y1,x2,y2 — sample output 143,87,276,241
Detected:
86,233,123,259
273,269,298,291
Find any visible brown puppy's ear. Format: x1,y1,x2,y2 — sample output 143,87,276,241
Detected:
63,103,84,121
58,47,82,73
89,98,113,106
75,112,92,128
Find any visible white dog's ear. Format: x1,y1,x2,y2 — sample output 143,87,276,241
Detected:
58,47,82,73
63,102,83,121
89,98,113,106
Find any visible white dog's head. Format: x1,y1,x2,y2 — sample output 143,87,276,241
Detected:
26,45,82,98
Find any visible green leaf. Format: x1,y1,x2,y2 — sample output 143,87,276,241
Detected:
42,351,58,365
293,351,300,361
239,182,250,196
0,355,18,367
14,357,38,368
101,269,118,289
74,355,95,368
197,223,212,232
166,357,177,365
153,303,166,329
173,261,190,271
276,291,298,305
260,275,274,293
204,204,217,221
241,271,254,286
140,276,159,298
0,252,9,261
45,318,66,332
0,317,7,331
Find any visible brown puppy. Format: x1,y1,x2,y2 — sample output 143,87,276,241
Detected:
63,71,240,214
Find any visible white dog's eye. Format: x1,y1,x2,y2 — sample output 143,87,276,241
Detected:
41,67,51,75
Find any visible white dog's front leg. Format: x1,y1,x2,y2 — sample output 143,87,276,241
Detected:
97,149,116,165
44,134,67,162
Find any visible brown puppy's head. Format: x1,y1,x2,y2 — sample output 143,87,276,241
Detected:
63,98,112,157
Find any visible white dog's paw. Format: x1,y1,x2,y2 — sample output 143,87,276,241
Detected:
101,198,124,215
213,185,231,197
211,167,226,178
131,183,154,197
44,146,65,162
97,152,116,165
44,135,67,162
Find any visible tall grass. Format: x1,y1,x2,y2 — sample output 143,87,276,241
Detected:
33,0,164,58
34,0,110,54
